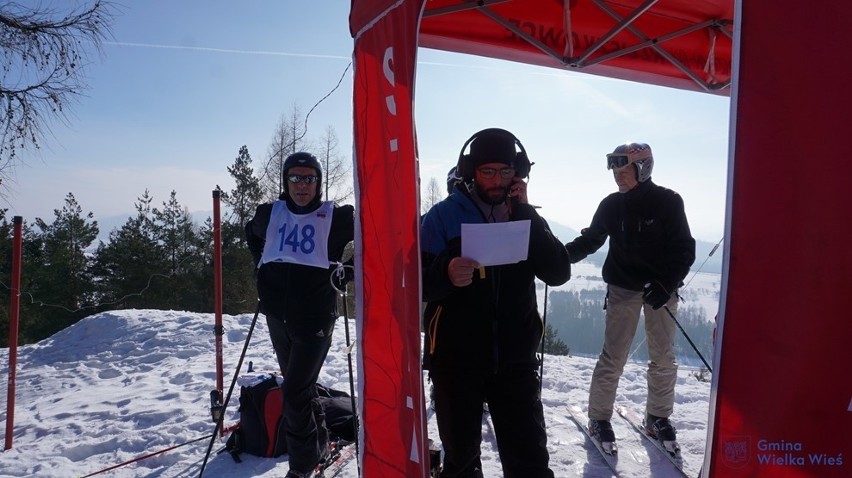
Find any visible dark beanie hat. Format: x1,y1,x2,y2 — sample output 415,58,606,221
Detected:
469,129,516,167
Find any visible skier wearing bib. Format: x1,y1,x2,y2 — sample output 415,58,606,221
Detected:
245,152,354,478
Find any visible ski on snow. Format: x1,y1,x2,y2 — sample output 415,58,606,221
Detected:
567,405,621,477
315,441,358,478
615,406,690,478
316,440,441,477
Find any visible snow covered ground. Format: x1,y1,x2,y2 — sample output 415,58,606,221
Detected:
0,308,711,477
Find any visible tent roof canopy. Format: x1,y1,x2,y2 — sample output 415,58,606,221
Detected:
418,0,734,95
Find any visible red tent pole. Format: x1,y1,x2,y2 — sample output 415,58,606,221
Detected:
5,216,23,450
212,191,224,404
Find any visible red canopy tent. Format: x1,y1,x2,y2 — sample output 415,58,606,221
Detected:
349,1,851,477
418,0,732,94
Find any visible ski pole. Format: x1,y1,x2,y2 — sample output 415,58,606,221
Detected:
340,275,361,477
663,305,713,373
81,434,213,477
198,301,262,477
330,261,361,476
682,236,723,290
539,284,549,395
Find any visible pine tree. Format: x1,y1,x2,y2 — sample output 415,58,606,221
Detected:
92,190,165,310
220,146,265,313
25,193,99,339
0,212,43,345
151,191,204,311
222,145,264,233
543,323,570,356
0,209,17,346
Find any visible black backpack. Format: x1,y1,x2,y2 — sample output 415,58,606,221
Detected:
225,374,287,460
316,383,357,443
224,375,356,461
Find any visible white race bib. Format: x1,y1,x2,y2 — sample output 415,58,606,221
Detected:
259,201,333,269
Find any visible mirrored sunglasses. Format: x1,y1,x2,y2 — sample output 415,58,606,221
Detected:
606,154,630,170
477,167,515,179
287,174,318,184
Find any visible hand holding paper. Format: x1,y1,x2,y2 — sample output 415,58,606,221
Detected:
461,220,531,266
448,256,479,287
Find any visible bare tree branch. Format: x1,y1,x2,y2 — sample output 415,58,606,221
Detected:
0,0,115,181
318,125,352,204
422,177,442,214
260,104,309,200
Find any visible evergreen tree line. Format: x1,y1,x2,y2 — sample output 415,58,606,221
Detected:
545,289,715,367
0,140,355,347
0,147,249,346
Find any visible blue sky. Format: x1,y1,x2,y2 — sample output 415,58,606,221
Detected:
3,1,730,241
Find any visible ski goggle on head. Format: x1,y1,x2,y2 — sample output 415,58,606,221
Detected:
606,153,630,170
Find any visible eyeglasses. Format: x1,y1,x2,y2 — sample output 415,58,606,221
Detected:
476,167,515,179
606,154,630,170
287,174,318,184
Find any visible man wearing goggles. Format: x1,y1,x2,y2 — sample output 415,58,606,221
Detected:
245,151,355,478
564,142,695,458
606,144,654,193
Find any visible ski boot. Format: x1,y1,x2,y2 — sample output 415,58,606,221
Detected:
588,419,617,455
645,414,681,457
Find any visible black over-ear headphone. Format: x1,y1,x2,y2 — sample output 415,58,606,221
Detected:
456,128,532,182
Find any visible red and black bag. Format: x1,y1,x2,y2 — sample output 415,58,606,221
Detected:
225,374,287,460
224,374,357,462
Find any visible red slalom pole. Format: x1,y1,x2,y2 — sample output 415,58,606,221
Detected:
212,191,224,419
5,216,23,450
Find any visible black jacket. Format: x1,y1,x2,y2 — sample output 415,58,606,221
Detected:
565,180,695,292
421,188,571,373
245,196,354,334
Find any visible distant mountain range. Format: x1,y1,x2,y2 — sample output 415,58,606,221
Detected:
547,221,723,274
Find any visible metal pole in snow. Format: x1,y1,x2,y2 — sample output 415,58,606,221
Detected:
5,216,23,450
212,190,224,419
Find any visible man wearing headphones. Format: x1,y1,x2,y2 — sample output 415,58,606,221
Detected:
245,152,354,478
421,128,570,478
564,143,695,458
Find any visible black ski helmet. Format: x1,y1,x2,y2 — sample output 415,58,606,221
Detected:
606,143,653,183
282,151,323,199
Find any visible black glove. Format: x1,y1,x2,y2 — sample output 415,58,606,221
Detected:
643,281,671,310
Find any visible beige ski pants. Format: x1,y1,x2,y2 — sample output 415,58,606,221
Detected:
588,284,679,421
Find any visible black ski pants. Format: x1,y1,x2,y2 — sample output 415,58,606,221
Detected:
266,313,332,474
430,367,554,478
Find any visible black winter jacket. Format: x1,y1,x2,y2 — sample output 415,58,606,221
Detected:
245,196,354,335
565,180,695,293
421,188,571,373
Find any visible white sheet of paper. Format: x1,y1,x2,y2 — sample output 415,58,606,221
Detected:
461,220,530,266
